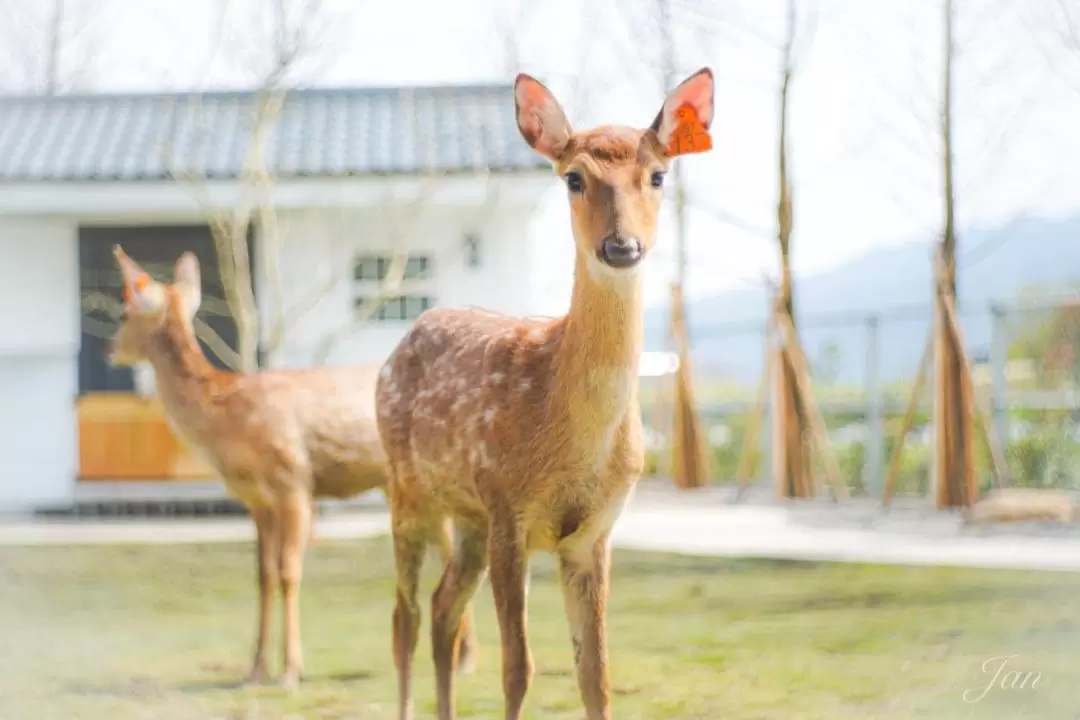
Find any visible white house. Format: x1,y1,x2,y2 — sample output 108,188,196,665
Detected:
0,83,553,513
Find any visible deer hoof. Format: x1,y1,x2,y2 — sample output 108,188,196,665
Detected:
239,667,272,689
278,668,302,692
458,645,478,675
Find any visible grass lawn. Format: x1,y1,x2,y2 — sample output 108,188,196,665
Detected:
1,536,1079,719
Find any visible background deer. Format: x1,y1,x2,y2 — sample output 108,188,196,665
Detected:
375,68,714,720
108,246,478,689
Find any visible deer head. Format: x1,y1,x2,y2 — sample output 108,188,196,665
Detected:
108,245,202,366
514,68,714,280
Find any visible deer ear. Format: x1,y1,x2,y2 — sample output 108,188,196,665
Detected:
649,67,715,157
113,244,164,315
514,73,573,163
173,251,202,316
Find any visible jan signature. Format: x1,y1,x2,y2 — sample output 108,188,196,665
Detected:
962,654,1043,704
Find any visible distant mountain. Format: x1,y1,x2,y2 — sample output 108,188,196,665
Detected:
644,214,1080,384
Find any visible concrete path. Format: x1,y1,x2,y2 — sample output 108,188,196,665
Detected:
0,512,391,546
610,506,1080,572
5,494,1080,572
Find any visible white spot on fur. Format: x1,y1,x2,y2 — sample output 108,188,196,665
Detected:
478,443,493,469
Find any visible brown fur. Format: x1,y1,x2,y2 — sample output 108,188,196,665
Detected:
375,69,715,720
108,246,478,689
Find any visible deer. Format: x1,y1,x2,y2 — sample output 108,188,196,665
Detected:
106,245,479,690
374,68,715,720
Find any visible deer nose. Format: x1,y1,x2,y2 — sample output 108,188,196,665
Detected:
599,235,643,269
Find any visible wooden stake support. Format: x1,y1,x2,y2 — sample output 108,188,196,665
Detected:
732,282,849,502
669,282,711,489
938,286,1010,489
882,259,1011,509
734,322,774,501
881,329,933,508
775,310,850,501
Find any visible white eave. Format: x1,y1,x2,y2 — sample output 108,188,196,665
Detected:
0,173,556,217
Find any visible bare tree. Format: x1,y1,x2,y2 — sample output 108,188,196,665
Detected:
607,0,723,488
655,0,712,489
162,0,540,371
768,0,821,498
647,0,821,497
297,1,552,366
931,0,979,508
612,0,827,491
158,0,355,372
0,0,103,94
1024,0,1080,94
845,0,1041,506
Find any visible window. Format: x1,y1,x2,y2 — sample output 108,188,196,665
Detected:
353,253,435,322
353,255,429,282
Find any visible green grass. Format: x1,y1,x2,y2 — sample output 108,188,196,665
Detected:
2,537,1080,719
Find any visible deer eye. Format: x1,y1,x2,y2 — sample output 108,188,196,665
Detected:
650,171,665,189
564,171,585,193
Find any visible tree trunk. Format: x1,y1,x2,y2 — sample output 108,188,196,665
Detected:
933,0,977,509
670,282,710,489
233,302,260,373
772,263,813,497
211,221,260,373
772,0,813,498
933,280,976,508
229,223,260,373
45,0,64,95
657,0,709,489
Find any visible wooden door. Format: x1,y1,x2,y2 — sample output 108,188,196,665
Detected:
77,394,214,480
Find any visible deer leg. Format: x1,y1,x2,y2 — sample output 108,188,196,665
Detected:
392,522,427,720
242,505,278,687
278,492,312,690
432,518,481,675
488,519,532,720
432,524,489,720
558,538,613,720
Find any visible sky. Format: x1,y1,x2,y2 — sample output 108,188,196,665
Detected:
2,0,1079,313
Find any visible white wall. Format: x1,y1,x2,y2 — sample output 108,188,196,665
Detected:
258,198,540,369
0,218,78,512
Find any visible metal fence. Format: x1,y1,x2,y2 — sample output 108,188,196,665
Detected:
642,294,1080,498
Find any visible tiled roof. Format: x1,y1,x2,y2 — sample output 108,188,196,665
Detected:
0,84,549,182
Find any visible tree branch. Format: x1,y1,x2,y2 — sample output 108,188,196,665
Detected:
81,290,123,319
193,318,243,371
81,316,118,340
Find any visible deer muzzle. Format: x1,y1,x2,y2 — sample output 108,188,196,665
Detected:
598,235,643,269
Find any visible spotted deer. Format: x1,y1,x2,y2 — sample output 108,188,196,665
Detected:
107,245,479,689
375,68,715,720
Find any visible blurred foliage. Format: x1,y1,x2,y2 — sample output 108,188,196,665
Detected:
1008,301,1080,388
643,406,1080,496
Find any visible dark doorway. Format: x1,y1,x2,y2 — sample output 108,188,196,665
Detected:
78,225,256,394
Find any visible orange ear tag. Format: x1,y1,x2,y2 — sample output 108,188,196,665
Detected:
666,104,712,156
124,273,150,303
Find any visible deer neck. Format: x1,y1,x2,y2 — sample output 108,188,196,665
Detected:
551,250,645,421
144,307,219,432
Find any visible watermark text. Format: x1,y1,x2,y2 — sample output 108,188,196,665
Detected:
963,654,1042,704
